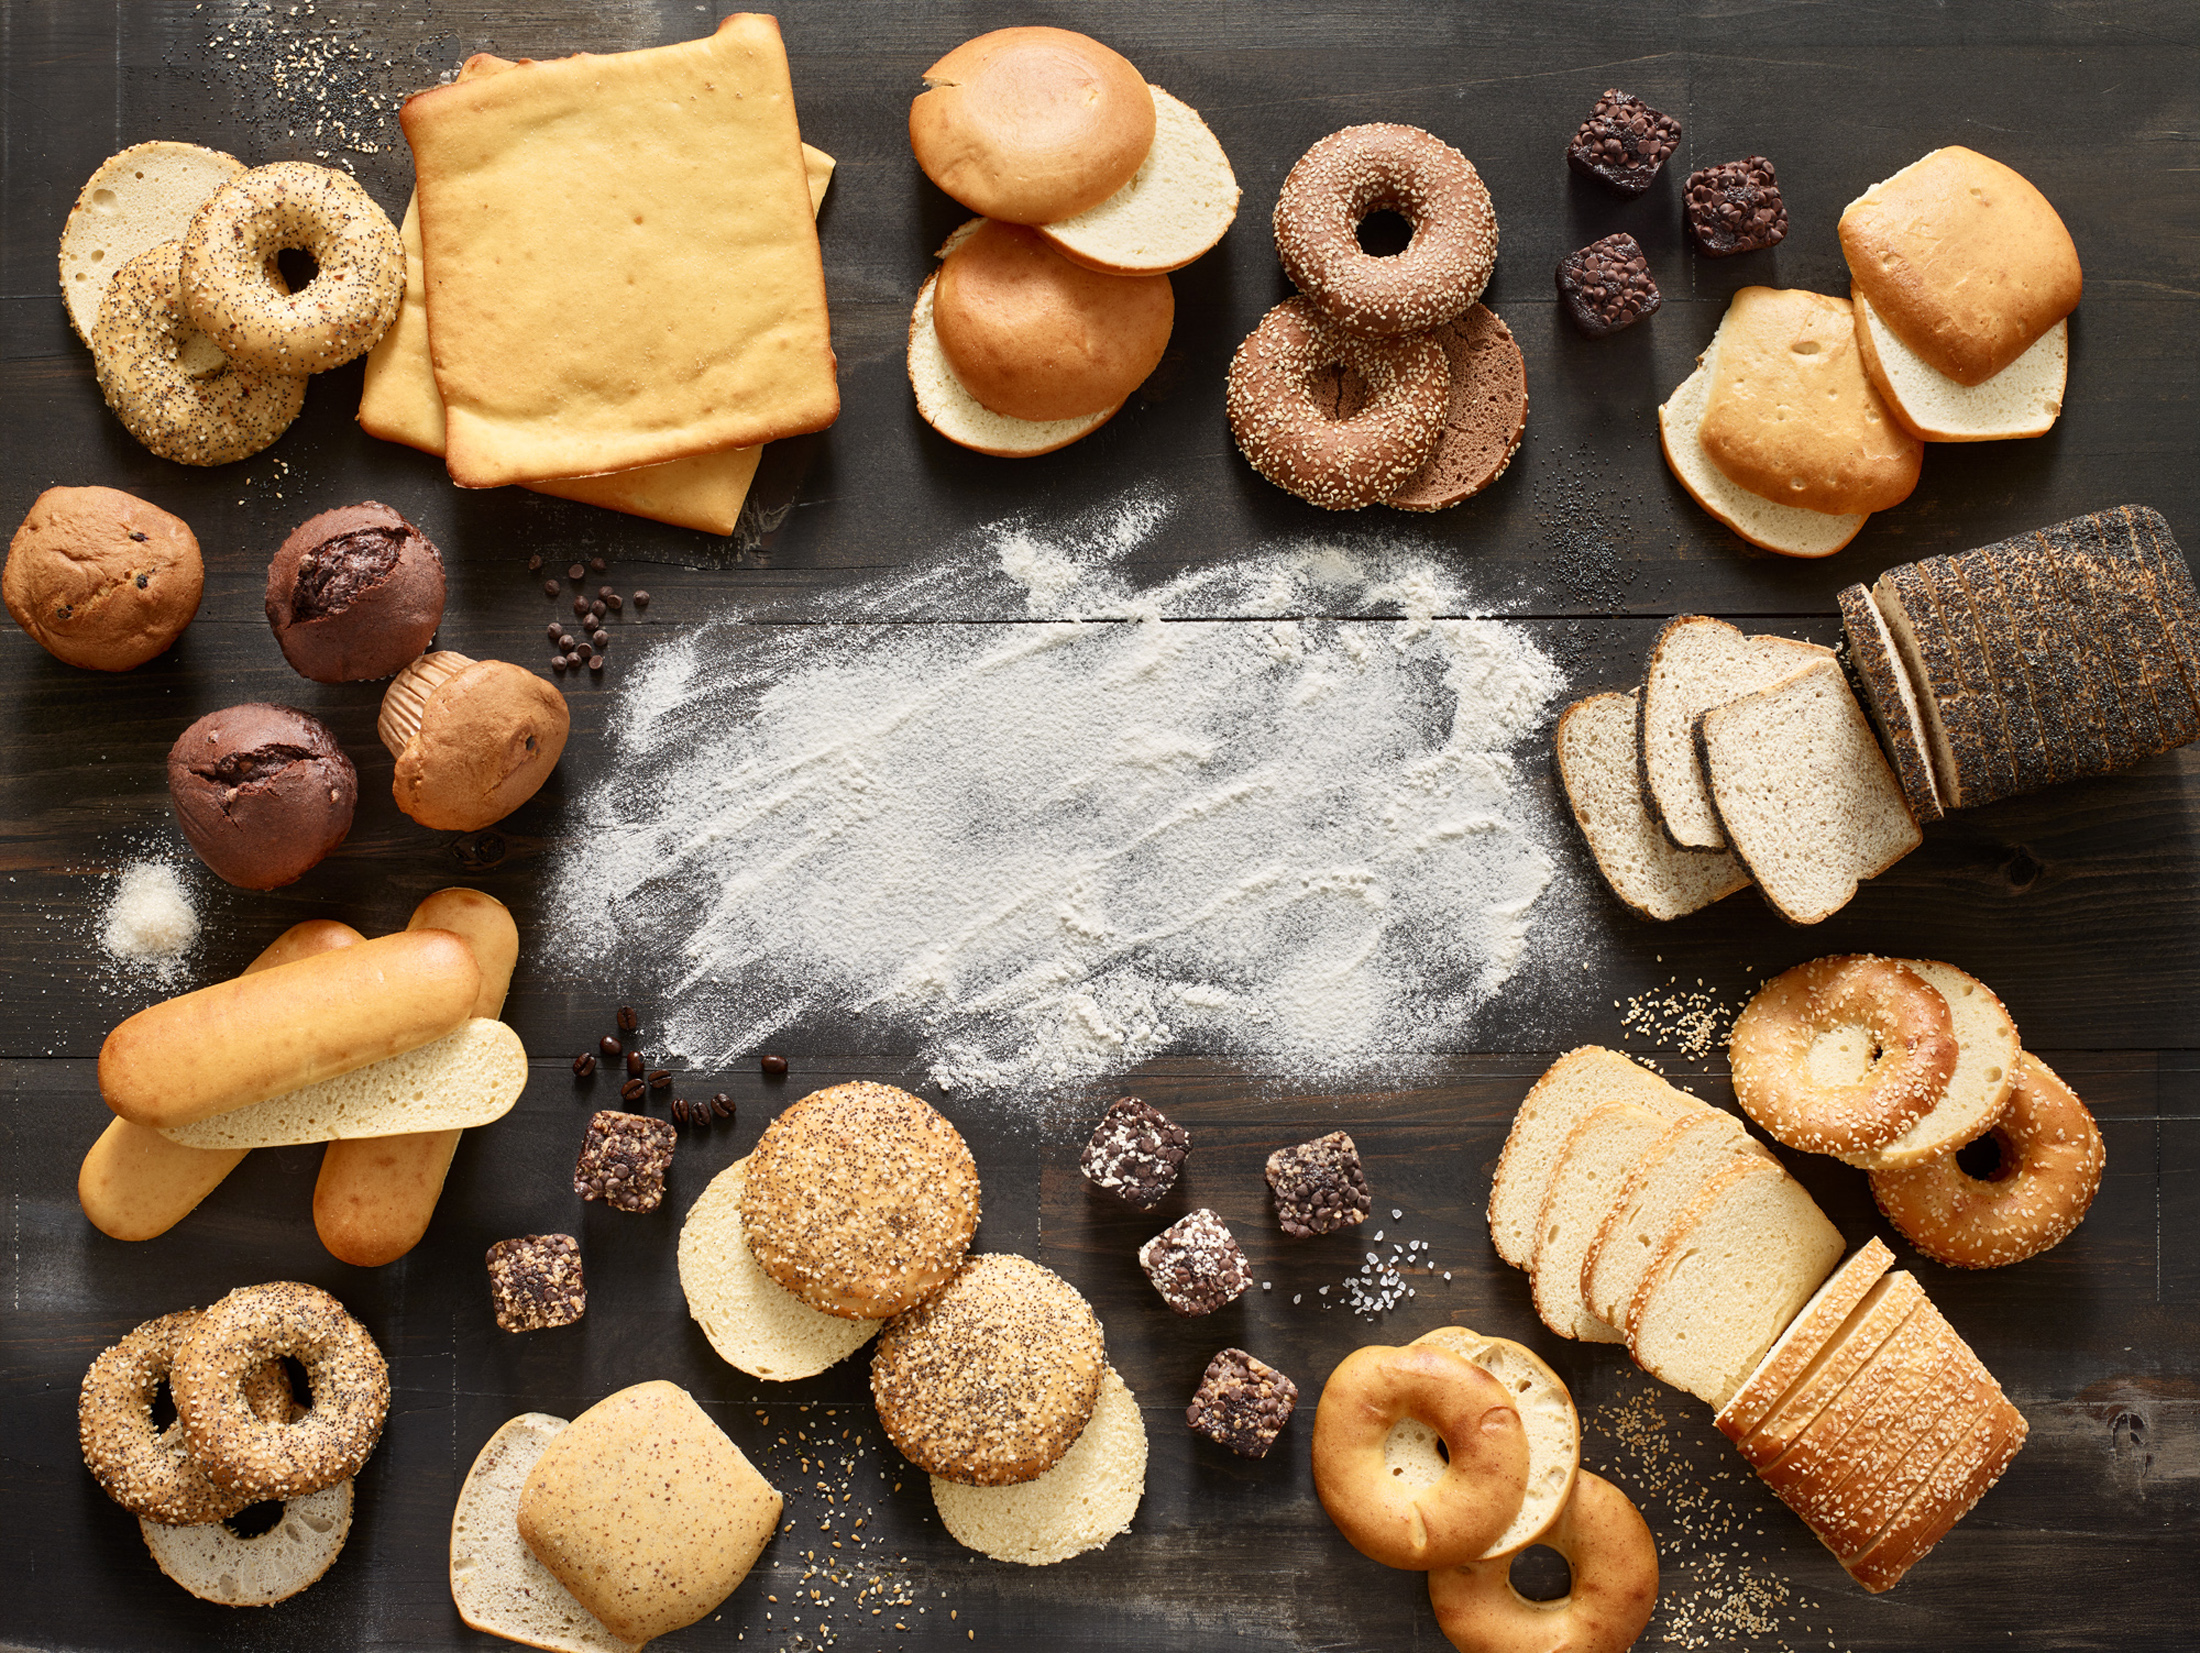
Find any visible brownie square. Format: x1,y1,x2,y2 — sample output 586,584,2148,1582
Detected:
1556,234,1661,337
1080,1095,1192,1210
1266,1130,1371,1237
1685,157,1789,256
485,1234,586,1332
1186,1348,1299,1458
1138,1208,1252,1316
1566,90,1682,196
573,1109,678,1213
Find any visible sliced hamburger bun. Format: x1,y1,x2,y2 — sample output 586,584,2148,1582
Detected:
1853,291,2066,443
910,27,1155,226
1038,86,1239,276
929,1365,1148,1565
933,218,1172,422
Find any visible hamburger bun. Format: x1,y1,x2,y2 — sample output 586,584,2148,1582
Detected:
1852,290,2066,443
1038,86,1240,276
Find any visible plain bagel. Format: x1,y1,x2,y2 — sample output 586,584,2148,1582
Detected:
1428,1470,1659,1653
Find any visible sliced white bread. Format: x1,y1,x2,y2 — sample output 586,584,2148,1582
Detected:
141,1478,352,1607
156,1018,526,1150
1844,1393,2026,1591
677,1158,881,1381
908,264,1120,458
1657,336,1869,559
1836,584,1944,823
1638,617,1835,851
1853,292,2066,443
1038,86,1239,276
1714,1236,1895,1444
60,141,246,344
1835,958,2019,1170
450,1413,639,1653
1530,1101,1678,1343
1698,659,1923,925
1580,1109,1775,1329
1624,1158,1846,1409
1555,690,1751,919
1736,1271,1925,1469
1755,1302,1953,1507
1487,1047,1709,1270
1411,1326,1580,1559
931,1366,1146,1565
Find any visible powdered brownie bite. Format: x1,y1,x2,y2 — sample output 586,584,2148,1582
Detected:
1080,1095,1191,1209
1139,1208,1252,1315
1267,1130,1372,1235
486,1235,586,1332
1186,1348,1299,1458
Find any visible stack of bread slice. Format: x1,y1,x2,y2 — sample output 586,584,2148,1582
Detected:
1557,616,1921,925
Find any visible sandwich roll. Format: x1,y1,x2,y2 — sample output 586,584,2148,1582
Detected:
313,890,518,1268
100,927,481,1128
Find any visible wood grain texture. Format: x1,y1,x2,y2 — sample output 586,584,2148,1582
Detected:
2,1,2196,1649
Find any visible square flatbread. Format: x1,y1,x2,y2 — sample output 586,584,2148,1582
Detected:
401,16,838,487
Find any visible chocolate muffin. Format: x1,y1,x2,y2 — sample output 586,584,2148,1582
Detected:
265,502,444,683
4,486,202,671
167,703,357,888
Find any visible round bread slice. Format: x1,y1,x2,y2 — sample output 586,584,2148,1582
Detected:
930,1365,1147,1565
140,1479,352,1606
677,1157,880,1382
1853,291,2066,443
910,269,1120,457
1836,960,2020,1171
60,141,245,345
450,1414,638,1653
1384,304,1528,511
1038,86,1239,276
1410,1325,1580,1559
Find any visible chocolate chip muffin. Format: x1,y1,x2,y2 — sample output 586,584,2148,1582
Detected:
4,486,202,670
265,502,444,683
167,703,356,888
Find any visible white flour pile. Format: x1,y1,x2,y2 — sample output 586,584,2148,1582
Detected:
101,861,201,982
553,495,1568,1104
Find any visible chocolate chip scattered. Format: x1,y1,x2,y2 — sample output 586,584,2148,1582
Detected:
633,590,651,609
590,557,607,574
572,596,590,618
1080,1096,1192,1210
760,1053,788,1078
546,621,563,642
591,630,610,650
566,563,586,582
558,634,577,652
572,1052,597,1078
130,530,150,543
599,585,616,601
1566,89,1681,196
649,1068,671,1090
1186,1348,1300,1458
620,1077,646,1104
1556,233,1662,336
600,1035,622,1058
617,1007,638,1034
552,655,569,674
544,579,560,597
590,599,607,619
528,554,544,572
1684,156,1789,256
710,1092,735,1121
606,594,623,613
1266,1131,1372,1237
588,656,604,673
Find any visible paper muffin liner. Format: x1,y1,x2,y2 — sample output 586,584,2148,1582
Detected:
377,649,475,756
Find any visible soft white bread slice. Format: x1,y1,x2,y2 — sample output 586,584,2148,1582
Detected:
1555,690,1751,919
1411,1326,1580,1560
451,1414,639,1653
60,141,245,345
1580,1109,1774,1329
1639,617,1835,851
677,1158,880,1381
909,268,1120,456
1487,1047,1709,1269
1836,959,2018,1171
1836,583,1944,823
141,1478,352,1607
1754,1299,1954,1513
1735,1271,1925,1469
1714,1236,1895,1444
157,1018,526,1150
1039,86,1239,276
1658,323,1871,559
1624,1157,1846,1409
1530,1101,1676,1343
1698,659,1923,925
931,1366,1146,1565
1854,293,2066,443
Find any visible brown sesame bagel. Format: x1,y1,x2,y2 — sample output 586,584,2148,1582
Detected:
171,1282,389,1501
90,240,306,467
181,162,402,374
1274,124,1498,338
1227,296,1449,511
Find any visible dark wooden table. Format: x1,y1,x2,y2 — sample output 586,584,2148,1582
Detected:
4,3,2196,1649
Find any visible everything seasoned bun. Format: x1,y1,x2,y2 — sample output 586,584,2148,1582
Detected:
5,485,202,670
741,1082,981,1319
1852,291,2066,443
266,501,445,683
59,141,245,344
1696,287,1922,515
1839,146,2081,386
166,703,356,889
933,218,1173,421
911,28,1156,225
930,1366,1147,1565
1038,86,1239,276
379,652,569,831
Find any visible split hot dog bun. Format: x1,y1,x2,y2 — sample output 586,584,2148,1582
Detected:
100,927,481,1128
313,889,518,1267
79,919,364,1240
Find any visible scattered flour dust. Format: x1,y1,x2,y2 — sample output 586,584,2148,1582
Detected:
552,493,1569,1107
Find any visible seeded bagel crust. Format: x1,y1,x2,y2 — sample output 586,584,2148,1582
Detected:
742,1083,981,1320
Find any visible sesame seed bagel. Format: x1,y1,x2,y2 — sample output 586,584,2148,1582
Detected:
1870,1053,2104,1268
741,1083,981,1320
90,240,306,467
181,162,403,374
871,1254,1105,1486
171,1282,389,1502
1227,296,1449,511
1274,124,1498,338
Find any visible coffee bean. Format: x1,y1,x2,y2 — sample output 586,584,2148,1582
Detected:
528,554,544,572
572,1052,597,1077
710,1092,735,1120
634,590,651,609
761,1054,788,1078
625,1051,642,1076
544,579,560,597
567,563,586,582
649,1068,672,1090
600,1035,622,1057
670,1097,689,1125
617,1006,638,1034
620,1078,646,1104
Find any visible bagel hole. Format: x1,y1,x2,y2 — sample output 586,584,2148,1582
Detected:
150,1379,177,1431
1354,209,1414,258
1955,1132,2011,1182
222,1500,287,1541
279,1356,313,1410
1509,1545,1572,1603
276,247,321,291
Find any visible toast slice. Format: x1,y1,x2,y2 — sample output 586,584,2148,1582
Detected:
1530,1101,1675,1343
1836,584,1944,823
1918,556,2049,794
1580,1110,1775,1330
1714,1237,1895,1444
1837,958,2019,1171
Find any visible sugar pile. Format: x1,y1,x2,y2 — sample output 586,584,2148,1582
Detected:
552,495,1567,1107
101,861,201,981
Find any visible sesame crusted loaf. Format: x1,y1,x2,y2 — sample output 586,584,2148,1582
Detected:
1529,1101,1676,1343
1714,1237,1895,1444
1735,1271,1925,1469
1579,1109,1774,1330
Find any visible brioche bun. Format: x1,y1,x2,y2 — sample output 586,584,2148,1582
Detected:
1038,86,1239,276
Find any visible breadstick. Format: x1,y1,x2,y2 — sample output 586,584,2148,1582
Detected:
313,889,518,1266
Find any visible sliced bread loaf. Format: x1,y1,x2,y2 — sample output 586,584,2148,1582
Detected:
1836,959,2018,1171
1529,1101,1676,1343
1852,292,2066,443
1873,564,2008,808
1624,1157,1846,1409
1737,1271,1925,1469
1412,1326,1580,1559
1555,690,1751,919
1755,1302,1952,1508
1836,584,1944,823
1697,659,1922,925
1038,87,1239,276
1639,616,1835,851
1990,537,2127,776
1844,1393,2026,1591
1919,555,2049,795
2124,504,2200,710
1580,1109,1774,1329
1953,553,2085,790
1714,1236,1895,1444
